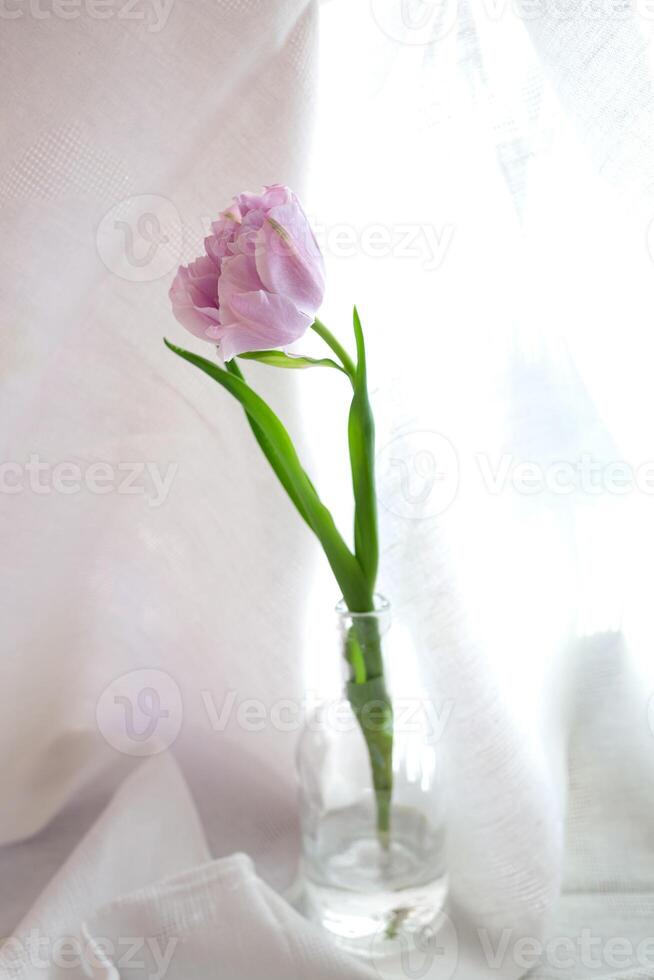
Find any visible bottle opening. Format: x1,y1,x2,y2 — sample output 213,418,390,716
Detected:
335,594,391,619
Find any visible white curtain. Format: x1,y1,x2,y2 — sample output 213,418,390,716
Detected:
2,0,654,977
307,2,654,974
0,0,320,918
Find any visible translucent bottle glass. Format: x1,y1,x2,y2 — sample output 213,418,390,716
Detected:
297,596,448,956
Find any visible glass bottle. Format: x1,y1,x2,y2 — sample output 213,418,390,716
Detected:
297,596,449,956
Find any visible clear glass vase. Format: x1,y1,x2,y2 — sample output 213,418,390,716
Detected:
297,596,448,956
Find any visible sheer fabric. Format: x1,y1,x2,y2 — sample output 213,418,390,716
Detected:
2,0,654,977
307,3,654,975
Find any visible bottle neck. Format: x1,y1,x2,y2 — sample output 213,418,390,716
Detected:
336,595,391,686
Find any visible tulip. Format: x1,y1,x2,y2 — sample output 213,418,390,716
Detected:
169,185,325,360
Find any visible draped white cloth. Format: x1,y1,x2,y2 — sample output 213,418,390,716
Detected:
2,0,654,977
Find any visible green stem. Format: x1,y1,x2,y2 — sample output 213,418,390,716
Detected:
311,319,356,382
344,613,394,847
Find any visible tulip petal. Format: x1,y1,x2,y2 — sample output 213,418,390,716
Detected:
168,185,322,351
217,253,264,316
218,289,312,360
187,255,219,305
255,199,325,313
169,265,221,340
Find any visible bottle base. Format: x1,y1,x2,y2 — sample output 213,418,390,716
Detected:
298,803,449,958
302,870,450,958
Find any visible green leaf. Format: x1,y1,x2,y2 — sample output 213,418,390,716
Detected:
348,307,379,593
225,359,311,529
164,339,372,611
239,350,347,374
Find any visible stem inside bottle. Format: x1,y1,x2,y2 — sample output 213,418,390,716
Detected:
341,603,394,847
